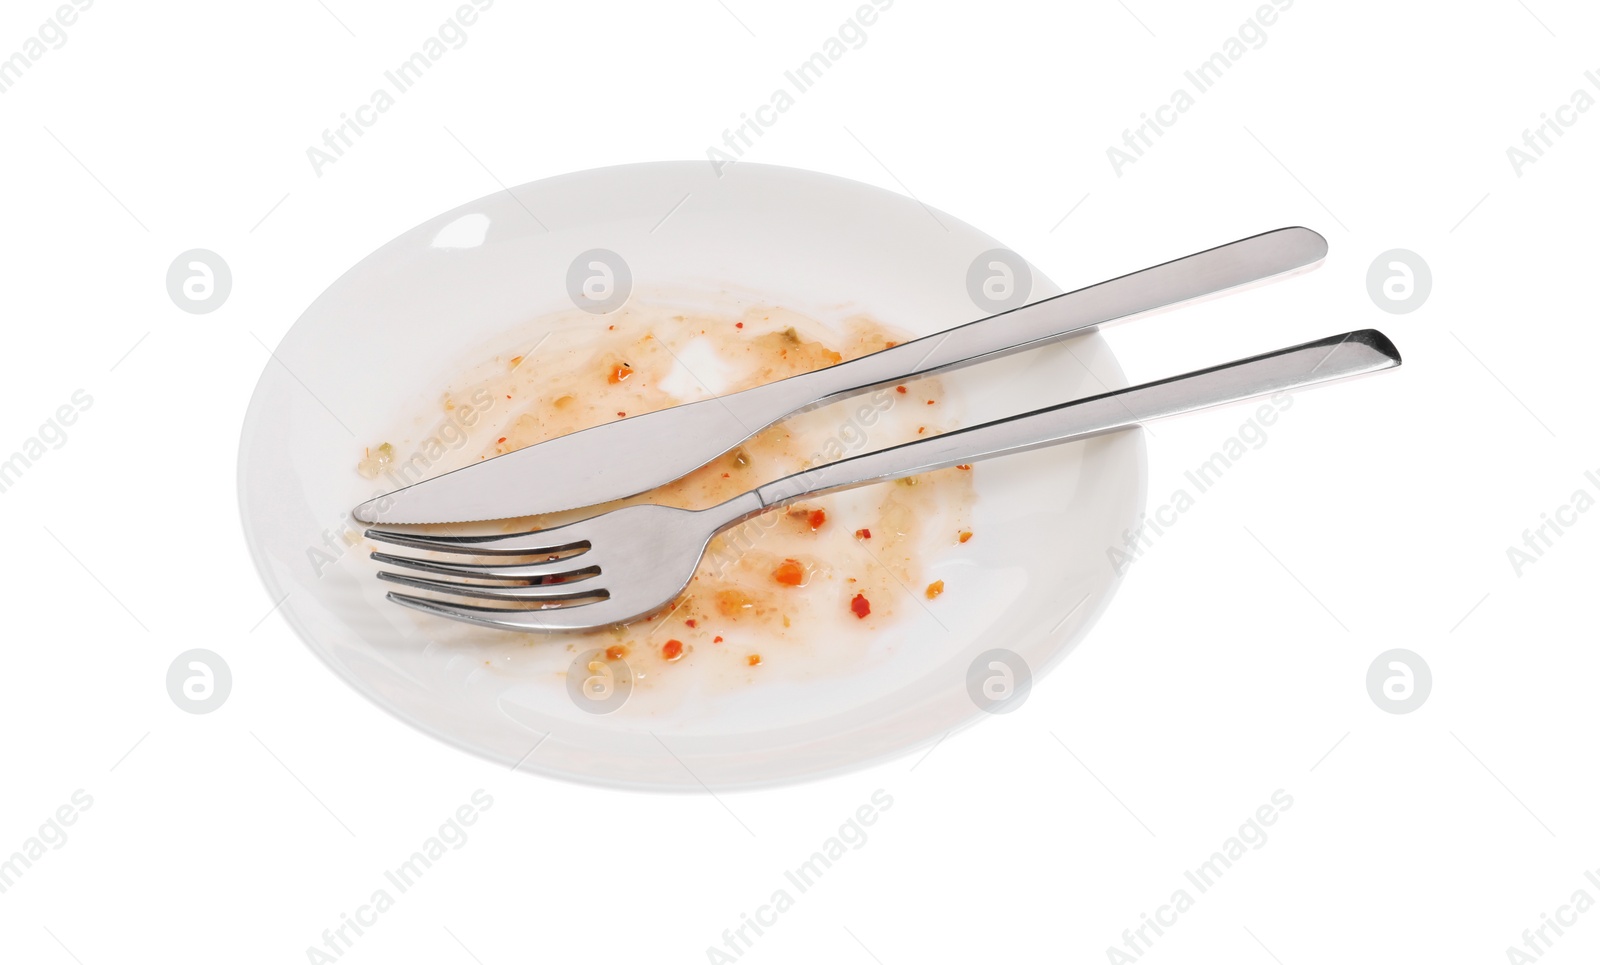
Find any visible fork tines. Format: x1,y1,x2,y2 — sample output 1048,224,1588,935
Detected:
367,528,608,615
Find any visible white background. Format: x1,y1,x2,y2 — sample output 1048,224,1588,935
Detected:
3,1,1597,962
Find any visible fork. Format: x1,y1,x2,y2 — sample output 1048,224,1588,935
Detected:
367,329,1400,632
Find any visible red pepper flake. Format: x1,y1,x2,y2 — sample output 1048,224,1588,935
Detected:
925,580,945,600
850,593,871,619
956,464,971,470
926,399,935,405
713,635,724,644
958,530,973,543
773,559,805,586
604,644,628,661
806,508,826,530
497,437,507,444
617,411,626,417
855,528,871,540
895,385,907,394
736,322,744,329
685,618,697,628
661,639,684,661
747,654,761,666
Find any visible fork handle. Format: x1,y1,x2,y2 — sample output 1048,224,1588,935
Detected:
724,226,1327,425
743,330,1400,512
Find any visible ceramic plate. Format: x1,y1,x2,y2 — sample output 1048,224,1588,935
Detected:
237,161,1146,790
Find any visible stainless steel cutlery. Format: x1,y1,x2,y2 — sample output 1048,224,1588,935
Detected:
354,225,1401,632
367,330,1400,632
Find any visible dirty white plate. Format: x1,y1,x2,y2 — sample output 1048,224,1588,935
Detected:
237,161,1146,790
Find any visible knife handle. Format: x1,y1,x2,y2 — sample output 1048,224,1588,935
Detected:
745,330,1399,510
726,226,1327,427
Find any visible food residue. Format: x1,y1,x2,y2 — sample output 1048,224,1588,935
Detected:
358,299,977,692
